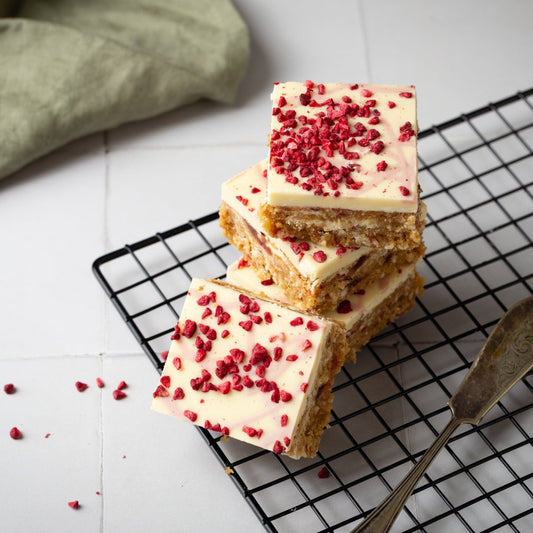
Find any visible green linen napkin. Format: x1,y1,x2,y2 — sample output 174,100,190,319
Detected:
0,0,249,180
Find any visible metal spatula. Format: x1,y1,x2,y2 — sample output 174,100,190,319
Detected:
351,295,533,533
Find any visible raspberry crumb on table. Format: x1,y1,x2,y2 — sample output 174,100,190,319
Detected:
317,466,330,479
4,383,16,394
9,427,22,440
96,377,105,388
68,500,80,509
113,390,127,400
75,381,88,392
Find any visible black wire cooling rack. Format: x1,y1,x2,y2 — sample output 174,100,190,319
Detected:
93,89,533,533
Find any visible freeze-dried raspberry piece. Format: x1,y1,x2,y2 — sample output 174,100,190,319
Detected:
68,500,79,509
280,391,292,402
242,425,257,437
182,319,197,338
273,440,285,454
113,390,127,400
196,295,210,306
317,466,330,479
250,343,268,365
173,387,185,400
312,251,327,263
96,378,105,388
4,383,15,394
153,385,169,398
337,300,353,314
184,410,197,422
75,381,88,392
9,427,22,440
117,381,127,391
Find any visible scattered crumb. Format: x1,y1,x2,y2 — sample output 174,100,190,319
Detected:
220,435,229,442
317,466,330,479
44,433,51,439
117,381,127,391
9,427,22,440
4,383,16,394
225,467,234,475
96,377,105,388
113,390,127,400
75,381,88,392
68,500,80,510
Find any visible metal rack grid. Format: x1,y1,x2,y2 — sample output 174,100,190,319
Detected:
93,89,533,532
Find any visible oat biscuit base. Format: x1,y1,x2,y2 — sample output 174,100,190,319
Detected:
226,260,424,361
220,160,426,311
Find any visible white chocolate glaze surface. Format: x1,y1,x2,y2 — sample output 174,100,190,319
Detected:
268,82,418,213
152,278,336,455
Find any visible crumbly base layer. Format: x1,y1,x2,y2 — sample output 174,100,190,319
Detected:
220,202,425,313
345,270,425,361
259,199,427,251
286,320,346,459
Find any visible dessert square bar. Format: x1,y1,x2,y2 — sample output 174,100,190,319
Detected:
152,278,347,459
227,259,424,360
260,82,426,250
220,160,425,313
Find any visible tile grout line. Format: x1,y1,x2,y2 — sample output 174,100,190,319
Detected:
0,351,146,362
98,353,105,533
100,131,109,533
356,0,373,83
104,141,266,152
103,131,112,356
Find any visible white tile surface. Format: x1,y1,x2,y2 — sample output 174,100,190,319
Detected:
0,135,107,358
0,356,102,533
105,145,265,248
101,354,263,533
1,2,533,532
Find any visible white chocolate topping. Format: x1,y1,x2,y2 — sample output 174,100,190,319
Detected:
268,82,418,213
152,278,336,455
221,160,371,286
226,259,419,331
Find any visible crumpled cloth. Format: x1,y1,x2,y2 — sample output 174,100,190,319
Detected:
0,0,249,179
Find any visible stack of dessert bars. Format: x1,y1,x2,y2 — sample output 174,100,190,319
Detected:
220,81,426,362
151,82,426,458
